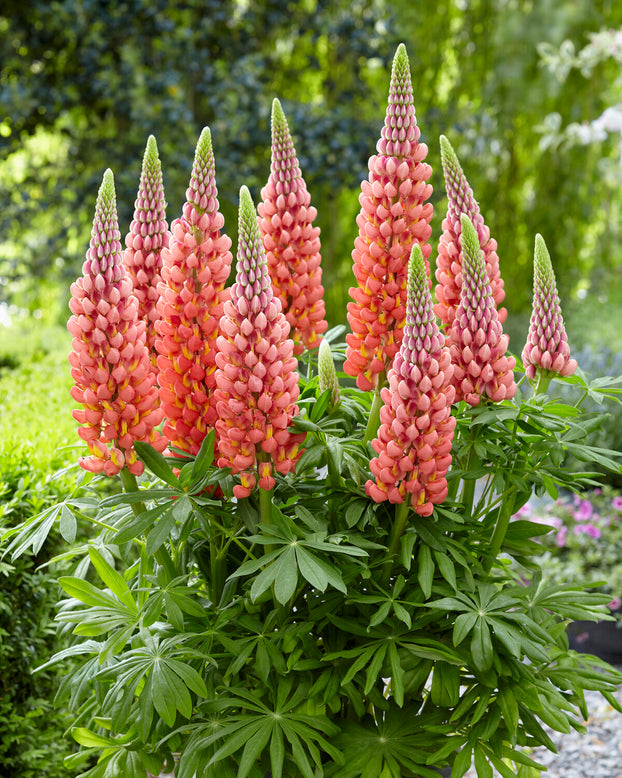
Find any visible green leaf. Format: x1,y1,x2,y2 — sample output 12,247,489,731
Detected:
274,547,299,604
417,544,434,599
58,576,120,609
145,505,176,556
453,612,477,647
71,727,116,748
434,549,457,590
471,618,493,671
191,429,216,481
270,723,285,778
88,547,136,611
237,721,272,778
296,546,328,591
59,504,77,543
134,440,179,486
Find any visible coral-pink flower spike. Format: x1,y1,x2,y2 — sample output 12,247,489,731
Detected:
215,186,305,499
434,135,506,330
366,244,456,516
344,43,434,392
67,170,166,477
448,214,517,406
156,127,233,455
123,136,170,373
258,98,327,355
522,234,577,382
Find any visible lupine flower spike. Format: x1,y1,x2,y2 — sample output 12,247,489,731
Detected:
448,214,516,406
344,43,434,391
366,244,456,516
68,170,166,476
522,234,577,389
214,186,304,499
258,98,327,355
156,128,233,455
123,135,170,373
434,135,506,331
318,339,341,412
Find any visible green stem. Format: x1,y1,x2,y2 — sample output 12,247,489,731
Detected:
118,467,177,581
534,371,552,396
485,491,516,572
364,385,385,444
380,501,411,585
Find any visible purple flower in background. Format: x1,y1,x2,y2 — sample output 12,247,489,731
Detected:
514,503,532,518
583,524,601,539
556,526,567,547
609,597,621,611
573,499,594,521
593,488,602,496
612,496,622,511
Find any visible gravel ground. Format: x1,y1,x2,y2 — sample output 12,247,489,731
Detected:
463,681,622,778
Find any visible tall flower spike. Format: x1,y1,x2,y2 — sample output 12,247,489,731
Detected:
344,43,434,391
366,244,456,516
258,98,327,355
522,234,577,381
214,186,304,499
318,339,341,412
434,135,506,330
123,135,170,372
447,214,516,406
68,170,166,476
156,128,233,455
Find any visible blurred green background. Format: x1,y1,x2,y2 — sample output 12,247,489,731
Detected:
1,0,622,343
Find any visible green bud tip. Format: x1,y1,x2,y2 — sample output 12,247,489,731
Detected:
459,213,483,272
272,97,287,129
407,244,427,297
238,185,258,233
534,233,553,276
99,169,115,206
195,126,213,162
392,42,409,73
144,134,158,161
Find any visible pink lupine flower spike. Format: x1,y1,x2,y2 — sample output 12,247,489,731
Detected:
447,214,517,406
123,135,170,374
215,186,304,500
344,43,434,393
156,127,233,455
522,234,577,393
259,98,327,355
434,136,506,331
366,243,456,517
68,169,167,477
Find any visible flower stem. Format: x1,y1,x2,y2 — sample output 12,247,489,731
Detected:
364,385,385,444
534,371,552,396
485,490,516,571
118,467,177,581
381,500,411,585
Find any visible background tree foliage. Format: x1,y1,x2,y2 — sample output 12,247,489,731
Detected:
1,0,621,339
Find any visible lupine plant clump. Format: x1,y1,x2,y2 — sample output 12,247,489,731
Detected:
5,43,622,778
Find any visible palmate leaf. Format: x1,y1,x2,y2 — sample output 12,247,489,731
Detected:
326,704,447,778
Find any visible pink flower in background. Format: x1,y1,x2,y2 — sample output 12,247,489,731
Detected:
555,526,567,547
68,170,166,476
123,135,170,372
258,98,327,355
609,597,621,611
344,43,434,392
573,499,594,521
522,234,577,381
434,135,506,331
447,214,516,405
612,496,622,511
214,186,304,499
156,128,233,455
513,503,532,518
366,244,456,516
